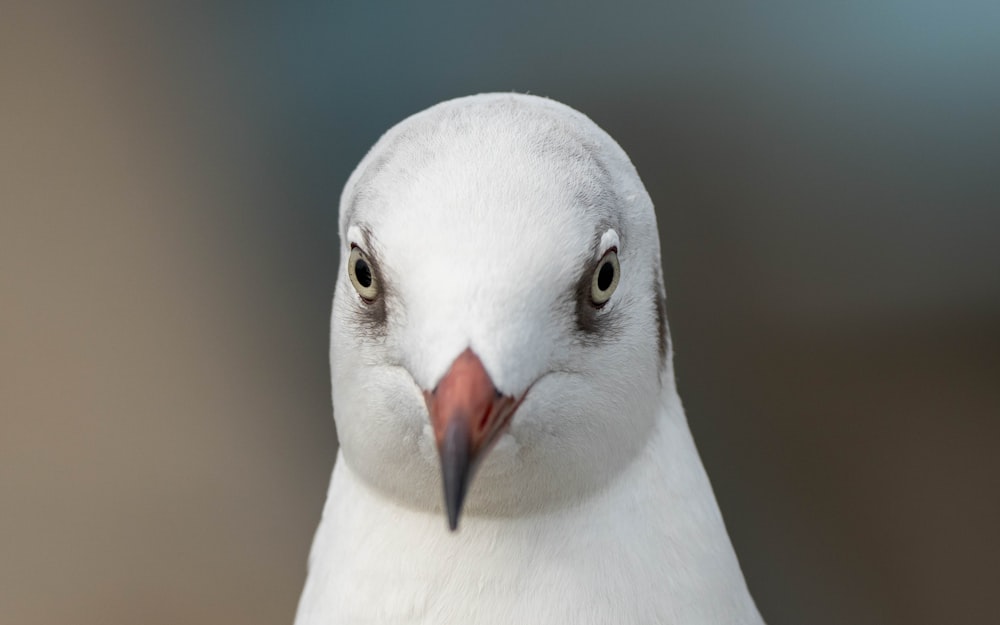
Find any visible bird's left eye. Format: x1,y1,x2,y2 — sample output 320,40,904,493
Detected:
591,249,620,306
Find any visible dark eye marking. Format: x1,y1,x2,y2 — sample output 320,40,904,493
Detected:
654,266,668,371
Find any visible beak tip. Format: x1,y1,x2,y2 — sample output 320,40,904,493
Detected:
440,418,472,532
442,469,467,532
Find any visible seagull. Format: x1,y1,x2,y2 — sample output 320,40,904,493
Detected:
295,93,765,624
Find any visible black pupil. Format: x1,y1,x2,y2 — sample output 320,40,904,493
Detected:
354,258,372,288
597,261,615,291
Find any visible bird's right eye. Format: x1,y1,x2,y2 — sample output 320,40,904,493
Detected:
348,246,379,301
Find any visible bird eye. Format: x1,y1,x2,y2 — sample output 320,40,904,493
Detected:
591,249,620,306
348,246,379,301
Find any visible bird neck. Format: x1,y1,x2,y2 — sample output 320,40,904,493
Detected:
301,387,763,624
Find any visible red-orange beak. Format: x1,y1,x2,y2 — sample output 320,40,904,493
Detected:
423,348,521,530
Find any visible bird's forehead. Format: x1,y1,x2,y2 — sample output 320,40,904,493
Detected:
398,163,596,260
346,117,620,271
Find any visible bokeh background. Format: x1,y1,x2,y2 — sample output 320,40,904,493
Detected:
2,2,998,624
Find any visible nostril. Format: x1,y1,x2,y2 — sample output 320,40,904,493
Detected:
478,404,493,432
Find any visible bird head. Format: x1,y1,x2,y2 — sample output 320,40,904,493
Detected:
330,93,671,529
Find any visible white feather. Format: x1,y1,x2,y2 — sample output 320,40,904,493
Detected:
296,93,765,624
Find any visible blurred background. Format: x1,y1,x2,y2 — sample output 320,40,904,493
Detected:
2,2,998,623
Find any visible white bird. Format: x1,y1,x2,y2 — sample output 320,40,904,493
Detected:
295,93,765,624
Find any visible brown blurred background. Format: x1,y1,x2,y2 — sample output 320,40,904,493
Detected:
1,2,998,624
